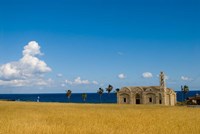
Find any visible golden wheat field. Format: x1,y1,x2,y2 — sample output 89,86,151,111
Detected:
0,101,200,134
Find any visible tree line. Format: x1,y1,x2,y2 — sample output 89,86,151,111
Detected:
66,84,191,103
66,84,120,103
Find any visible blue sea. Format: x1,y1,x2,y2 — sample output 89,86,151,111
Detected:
0,91,200,103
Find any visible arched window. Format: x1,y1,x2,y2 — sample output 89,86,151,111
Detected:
136,94,140,99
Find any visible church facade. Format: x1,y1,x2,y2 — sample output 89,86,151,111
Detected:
117,72,176,106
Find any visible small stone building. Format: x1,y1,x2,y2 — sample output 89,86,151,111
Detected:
187,95,200,105
117,72,176,106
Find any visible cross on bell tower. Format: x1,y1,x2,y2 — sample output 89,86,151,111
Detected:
160,71,166,90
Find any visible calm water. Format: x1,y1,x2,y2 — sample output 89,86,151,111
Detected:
0,93,117,103
0,91,200,103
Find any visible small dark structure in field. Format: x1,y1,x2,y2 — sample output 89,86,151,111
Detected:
187,94,200,105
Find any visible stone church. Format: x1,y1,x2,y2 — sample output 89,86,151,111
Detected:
117,72,176,106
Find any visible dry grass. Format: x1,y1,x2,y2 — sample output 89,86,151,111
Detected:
0,101,200,134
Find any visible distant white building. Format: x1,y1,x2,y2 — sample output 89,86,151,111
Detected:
117,72,176,106
37,96,40,102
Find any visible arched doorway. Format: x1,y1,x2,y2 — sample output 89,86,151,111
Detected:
136,94,141,104
159,93,162,104
146,93,156,104
120,94,130,104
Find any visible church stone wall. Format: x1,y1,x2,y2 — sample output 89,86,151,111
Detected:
117,72,177,106
117,90,176,106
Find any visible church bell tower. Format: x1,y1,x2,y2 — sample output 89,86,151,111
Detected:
160,71,166,90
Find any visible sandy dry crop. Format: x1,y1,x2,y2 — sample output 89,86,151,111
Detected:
0,101,200,134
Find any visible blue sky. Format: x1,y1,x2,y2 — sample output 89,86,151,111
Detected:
0,0,200,93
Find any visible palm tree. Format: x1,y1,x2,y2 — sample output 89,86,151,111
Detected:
106,84,113,94
181,85,189,102
66,90,72,102
113,88,120,95
115,88,120,93
82,93,87,103
97,88,104,103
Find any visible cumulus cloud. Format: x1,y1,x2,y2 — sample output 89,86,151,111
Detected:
23,41,43,56
65,77,98,85
118,73,126,79
0,63,20,80
0,78,52,87
142,72,153,78
181,76,192,81
0,41,52,87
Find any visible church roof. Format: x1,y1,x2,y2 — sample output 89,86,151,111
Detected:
121,86,160,91
119,72,176,94
120,86,176,94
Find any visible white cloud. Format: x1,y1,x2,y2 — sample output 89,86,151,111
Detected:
181,76,192,81
0,78,52,87
142,72,153,78
74,77,90,84
61,84,66,87
0,79,27,87
65,77,98,85
0,63,20,80
92,81,99,85
118,73,126,79
0,41,52,87
23,41,43,56
57,73,63,77
65,79,73,85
